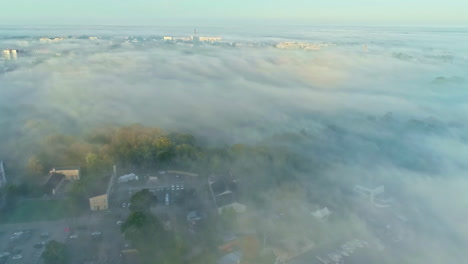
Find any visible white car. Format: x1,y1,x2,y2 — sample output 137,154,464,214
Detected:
176,185,180,190
11,254,22,260
122,203,127,208
91,232,102,238
116,220,124,225
69,234,78,239
171,185,175,190
181,185,184,190
0,252,10,258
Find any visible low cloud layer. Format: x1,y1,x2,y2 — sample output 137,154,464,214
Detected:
1,26,468,263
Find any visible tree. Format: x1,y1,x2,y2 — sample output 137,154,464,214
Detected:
27,156,44,175
129,189,157,212
153,136,174,161
121,211,169,264
42,240,67,264
85,152,99,171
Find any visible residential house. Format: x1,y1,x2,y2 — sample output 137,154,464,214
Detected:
50,167,80,180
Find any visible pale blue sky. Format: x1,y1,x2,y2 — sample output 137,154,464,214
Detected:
1,0,467,26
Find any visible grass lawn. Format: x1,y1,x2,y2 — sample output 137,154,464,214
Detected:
1,199,81,223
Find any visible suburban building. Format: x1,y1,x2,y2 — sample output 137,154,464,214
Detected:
89,173,114,211
0,161,6,188
43,172,65,196
208,175,246,215
89,194,109,211
49,167,80,181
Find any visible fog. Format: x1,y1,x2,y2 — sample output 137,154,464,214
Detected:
1,26,468,263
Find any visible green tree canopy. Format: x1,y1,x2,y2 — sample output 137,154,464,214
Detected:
129,189,157,212
42,240,67,264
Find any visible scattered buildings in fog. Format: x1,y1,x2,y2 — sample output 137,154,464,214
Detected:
3,49,18,60
275,42,331,50
163,35,223,42
39,37,65,43
197,36,223,42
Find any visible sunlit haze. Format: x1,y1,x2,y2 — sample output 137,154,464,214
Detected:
1,0,468,26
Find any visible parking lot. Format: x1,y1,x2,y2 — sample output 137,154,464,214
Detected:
0,221,68,264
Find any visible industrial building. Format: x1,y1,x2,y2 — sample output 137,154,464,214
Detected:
49,167,81,181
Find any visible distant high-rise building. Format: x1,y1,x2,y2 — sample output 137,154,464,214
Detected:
11,49,17,60
2,49,18,60
3,50,11,60
0,161,6,187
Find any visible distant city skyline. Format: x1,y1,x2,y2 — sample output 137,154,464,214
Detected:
1,0,467,26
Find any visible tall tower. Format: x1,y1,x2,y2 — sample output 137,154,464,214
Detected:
0,161,6,188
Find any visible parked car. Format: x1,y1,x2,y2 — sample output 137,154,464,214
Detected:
91,231,102,239
69,234,78,239
11,255,22,260
33,242,46,249
116,220,124,225
40,232,49,238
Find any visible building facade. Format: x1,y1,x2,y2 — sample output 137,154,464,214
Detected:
89,194,108,211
